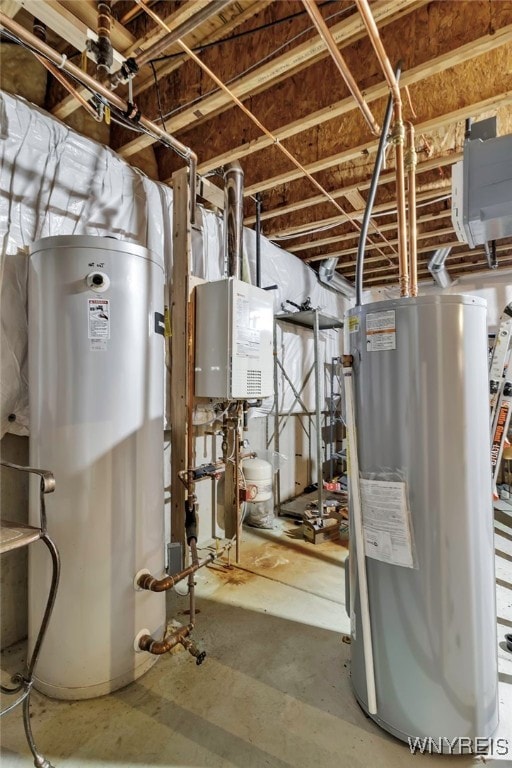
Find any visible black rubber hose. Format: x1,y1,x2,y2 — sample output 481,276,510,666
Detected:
355,62,402,306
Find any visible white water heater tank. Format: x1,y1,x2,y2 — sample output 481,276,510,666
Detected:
28,235,166,700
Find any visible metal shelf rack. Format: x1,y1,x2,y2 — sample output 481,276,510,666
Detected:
273,309,343,518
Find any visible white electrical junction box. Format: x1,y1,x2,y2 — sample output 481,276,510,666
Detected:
194,277,274,399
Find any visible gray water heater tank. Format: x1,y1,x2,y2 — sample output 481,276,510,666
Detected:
346,294,498,746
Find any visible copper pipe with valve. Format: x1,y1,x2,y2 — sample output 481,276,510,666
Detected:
137,537,235,592
95,0,113,84
355,0,409,296
0,13,198,221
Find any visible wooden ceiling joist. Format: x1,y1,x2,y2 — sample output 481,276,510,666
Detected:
306,225,455,263
196,22,512,178
51,1,267,121
51,0,205,120
5,0,511,287
18,0,134,55
246,90,512,202
331,237,492,275
118,0,425,159
289,209,453,254
356,249,512,284
244,152,459,227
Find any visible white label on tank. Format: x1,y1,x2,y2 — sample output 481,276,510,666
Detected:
88,299,110,343
360,479,414,568
366,310,396,351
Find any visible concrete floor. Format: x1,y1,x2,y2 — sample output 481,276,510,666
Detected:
1,517,512,768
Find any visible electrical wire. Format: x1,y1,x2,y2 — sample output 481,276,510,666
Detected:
150,60,167,129
137,1,396,260
148,2,339,64
156,3,356,123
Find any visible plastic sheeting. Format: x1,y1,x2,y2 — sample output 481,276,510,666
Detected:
0,91,348,437
0,92,173,435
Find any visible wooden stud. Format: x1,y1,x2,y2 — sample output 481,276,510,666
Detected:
170,166,193,552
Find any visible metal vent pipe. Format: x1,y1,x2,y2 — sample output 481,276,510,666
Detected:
224,161,244,279
428,247,452,288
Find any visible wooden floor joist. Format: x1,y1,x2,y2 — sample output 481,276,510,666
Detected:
52,0,221,120
119,0,425,159
7,0,510,286
266,181,453,240
20,0,133,59
361,245,512,285
290,209,453,254
248,91,512,202
197,22,512,179
245,153,458,227
51,1,267,121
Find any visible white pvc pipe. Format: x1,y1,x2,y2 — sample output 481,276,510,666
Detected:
343,363,377,715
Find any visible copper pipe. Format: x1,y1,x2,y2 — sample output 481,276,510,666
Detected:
135,0,232,67
35,54,101,121
0,12,197,216
188,538,198,625
137,538,234,592
134,0,394,263
235,404,242,565
96,0,113,84
355,0,409,295
138,557,207,592
393,105,409,297
354,0,401,104
139,624,193,654
189,538,199,567
30,19,98,122
302,0,379,136
406,122,418,296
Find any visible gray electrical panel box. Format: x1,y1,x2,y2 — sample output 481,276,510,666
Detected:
194,277,274,399
452,118,512,250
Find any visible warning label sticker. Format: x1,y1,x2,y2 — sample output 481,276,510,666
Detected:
88,299,110,345
235,293,260,359
348,315,360,334
366,310,396,351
